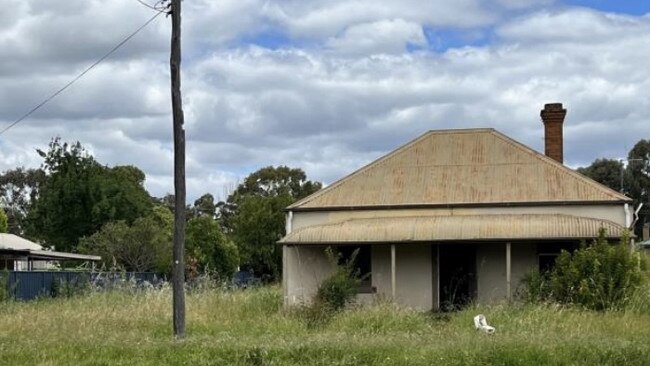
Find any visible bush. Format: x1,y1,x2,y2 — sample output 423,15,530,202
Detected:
519,270,551,304
315,247,362,311
522,229,647,311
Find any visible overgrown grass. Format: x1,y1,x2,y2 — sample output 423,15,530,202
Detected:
1,286,650,365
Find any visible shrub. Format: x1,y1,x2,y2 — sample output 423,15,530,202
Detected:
314,247,362,311
522,229,646,311
519,270,551,304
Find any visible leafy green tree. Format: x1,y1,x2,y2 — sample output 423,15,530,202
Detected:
576,159,624,192
220,166,321,281
186,216,238,279
219,166,322,232
0,167,46,235
79,206,173,273
192,193,216,218
230,193,294,280
26,138,152,251
0,207,8,233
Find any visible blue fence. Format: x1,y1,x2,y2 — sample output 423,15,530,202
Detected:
2,271,161,301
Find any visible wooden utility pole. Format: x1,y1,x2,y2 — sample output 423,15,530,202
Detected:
170,0,186,339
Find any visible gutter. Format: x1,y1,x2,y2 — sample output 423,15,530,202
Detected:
286,200,631,213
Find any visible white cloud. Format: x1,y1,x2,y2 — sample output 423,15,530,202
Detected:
326,19,426,55
1,0,649,202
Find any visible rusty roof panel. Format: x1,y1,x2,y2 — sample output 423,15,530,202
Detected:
288,129,630,209
279,214,625,244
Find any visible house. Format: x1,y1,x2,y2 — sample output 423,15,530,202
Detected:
0,233,100,270
279,103,633,310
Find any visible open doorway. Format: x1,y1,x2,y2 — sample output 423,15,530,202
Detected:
438,244,476,311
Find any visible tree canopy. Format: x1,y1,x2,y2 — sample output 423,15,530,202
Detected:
186,215,238,279
0,167,46,235
79,205,173,273
220,166,322,280
26,138,152,251
0,207,8,233
576,159,624,192
578,139,650,234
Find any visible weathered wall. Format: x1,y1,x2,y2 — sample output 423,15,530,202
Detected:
284,244,434,310
283,245,335,306
476,243,537,303
372,244,433,310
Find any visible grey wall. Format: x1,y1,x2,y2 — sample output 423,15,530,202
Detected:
476,243,537,303
283,245,335,306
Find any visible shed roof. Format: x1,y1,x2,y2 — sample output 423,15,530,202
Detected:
0,233,43,251
280,214,625,244
0,234,101,261
288,129,630,210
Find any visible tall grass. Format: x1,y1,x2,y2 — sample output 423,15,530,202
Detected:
1,285,650,365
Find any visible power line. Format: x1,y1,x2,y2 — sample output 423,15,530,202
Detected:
0,11,164,137
135,0,170,13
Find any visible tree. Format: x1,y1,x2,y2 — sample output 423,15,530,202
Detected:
192,193,216,218
186,216,238,279
576,159,623,192
230,193,294,280
220,166,321,281
0,207,8,233
578,140,650,235
26,138,153,251
79,206,173,273
0,167,46,235
219,166,322,232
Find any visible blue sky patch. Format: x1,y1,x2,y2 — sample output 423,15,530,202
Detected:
422,27,493,52
565,0,650,15
240,31,293,50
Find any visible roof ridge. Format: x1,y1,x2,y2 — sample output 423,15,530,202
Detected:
487,130,631,202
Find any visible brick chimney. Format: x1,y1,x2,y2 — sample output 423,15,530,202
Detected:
540,103,567,164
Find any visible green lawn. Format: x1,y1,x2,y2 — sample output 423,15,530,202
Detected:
1,286,649,365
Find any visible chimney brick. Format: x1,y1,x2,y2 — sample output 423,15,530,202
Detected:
540,103,567,164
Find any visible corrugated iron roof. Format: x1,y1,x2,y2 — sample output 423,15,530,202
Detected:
279,214,625,244
288,129,630,210
0,233,43,251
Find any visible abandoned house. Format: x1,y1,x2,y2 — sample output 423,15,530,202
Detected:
279,103,633,310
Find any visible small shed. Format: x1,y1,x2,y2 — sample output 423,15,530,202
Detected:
0,233,100,270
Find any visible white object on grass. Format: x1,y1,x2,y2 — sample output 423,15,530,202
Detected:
473,314,495,334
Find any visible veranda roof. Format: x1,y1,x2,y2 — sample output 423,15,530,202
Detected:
279,214,626,244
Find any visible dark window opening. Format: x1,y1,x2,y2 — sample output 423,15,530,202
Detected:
337,246,373,293
538,254,558,273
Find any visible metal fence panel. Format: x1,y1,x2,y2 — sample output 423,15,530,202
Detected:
2,271,161,301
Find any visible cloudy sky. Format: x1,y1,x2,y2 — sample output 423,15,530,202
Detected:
1,0,649,201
